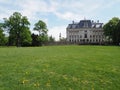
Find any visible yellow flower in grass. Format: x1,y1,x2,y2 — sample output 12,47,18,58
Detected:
25,72,28,74
34,83,40,87
46,82,51,87
72,76,78,82
49,71,55,75
25,71,29,75
63,75,68,80
22,80,29,84
42,69,46,72
69,87,73,90
91,85,94,90
44,64,50,68
92,87,94,90
81,80,89,84
46,80,51,87
100,79,103,83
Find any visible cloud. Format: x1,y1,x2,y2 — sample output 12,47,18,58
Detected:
54,11,82,21
46,0,102,20
17,0,47,21
49,0,120,21
1,0,119,21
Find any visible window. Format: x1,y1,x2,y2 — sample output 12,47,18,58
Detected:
84,34,87,38
90,35,92,38
80,35,82,38
99,39,101,42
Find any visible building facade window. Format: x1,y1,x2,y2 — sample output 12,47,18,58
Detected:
84,34,87,38
80,35,82,38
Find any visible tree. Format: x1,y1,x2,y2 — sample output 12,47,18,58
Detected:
49,35,55,42
103,17,120,45
0,23,7,45
3,12,32,46
116,20,120,45
20,16,32,46
34,20,48,36
31,34,39,46
33,20,48,45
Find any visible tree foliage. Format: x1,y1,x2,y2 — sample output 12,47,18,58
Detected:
103,17,120,45
49,35,55,42
34,20,48,36
34,20,48,45
3,12,32,46
31,34,39,46
0,23,7,45
116,20,120,44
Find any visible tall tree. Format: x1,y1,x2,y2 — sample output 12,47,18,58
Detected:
34,20,48,36
33,20,48,45
3,12,32,46
103,17,120,45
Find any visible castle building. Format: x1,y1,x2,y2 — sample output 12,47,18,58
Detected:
66,19,104,44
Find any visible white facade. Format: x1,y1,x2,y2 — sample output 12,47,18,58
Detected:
66,20,104,44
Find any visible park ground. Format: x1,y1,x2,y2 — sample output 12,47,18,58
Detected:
0,45,120,90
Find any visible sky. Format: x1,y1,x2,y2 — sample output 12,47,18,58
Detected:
0,0,120,40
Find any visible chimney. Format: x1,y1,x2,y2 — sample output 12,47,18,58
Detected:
72,21,74,24
97,20,99,23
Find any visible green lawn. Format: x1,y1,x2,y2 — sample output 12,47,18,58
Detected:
0,46,120,90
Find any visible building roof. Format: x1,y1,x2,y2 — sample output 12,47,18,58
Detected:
67,20,103,29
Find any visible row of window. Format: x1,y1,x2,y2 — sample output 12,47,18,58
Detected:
68,30,103,33
69,39,104,42
68,32,103,35
90,35,104,38
69,35,104,39
92,30,103,33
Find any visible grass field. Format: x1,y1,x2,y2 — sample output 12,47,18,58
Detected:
0,45,120,90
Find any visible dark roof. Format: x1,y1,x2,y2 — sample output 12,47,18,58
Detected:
67,20,103,29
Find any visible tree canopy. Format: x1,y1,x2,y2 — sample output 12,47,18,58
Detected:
3,12,32,46
116,20,120,44
103,17,120,45
33,20,48,45
34,20,48,36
